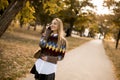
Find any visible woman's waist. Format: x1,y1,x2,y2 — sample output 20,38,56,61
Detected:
41,48,61,56
41,51,59,57
39,53,58,64
37,58,57,66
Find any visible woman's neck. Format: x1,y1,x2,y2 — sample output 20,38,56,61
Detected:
52,31,58,34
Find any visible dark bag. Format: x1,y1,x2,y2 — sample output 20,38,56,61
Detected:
34,50,41,59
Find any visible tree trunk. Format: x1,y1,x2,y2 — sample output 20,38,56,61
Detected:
66,20,74,37
0,0,27,37
33,26,36,31
116,29,120,49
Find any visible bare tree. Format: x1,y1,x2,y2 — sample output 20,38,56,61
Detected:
0,0,27,37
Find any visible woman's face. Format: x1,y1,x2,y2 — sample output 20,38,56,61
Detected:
50,19,59,32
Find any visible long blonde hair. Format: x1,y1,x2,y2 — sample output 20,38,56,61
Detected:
53,18,67,48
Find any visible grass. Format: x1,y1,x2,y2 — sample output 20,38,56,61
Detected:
0,26,91,80
67,36,92,50
103,40,120,80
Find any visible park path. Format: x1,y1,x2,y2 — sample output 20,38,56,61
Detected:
21,39,116,80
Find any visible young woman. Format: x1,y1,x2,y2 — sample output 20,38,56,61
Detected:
30,18,67,80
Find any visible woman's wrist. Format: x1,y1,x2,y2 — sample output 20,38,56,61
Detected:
46,56,48,61
41,56,48,61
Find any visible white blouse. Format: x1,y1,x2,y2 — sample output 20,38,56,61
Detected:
35,58,57,74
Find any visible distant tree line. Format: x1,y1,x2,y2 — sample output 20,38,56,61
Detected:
0,0,119,48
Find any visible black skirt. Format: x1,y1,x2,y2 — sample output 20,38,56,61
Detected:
30,65,55,80
34,73,55,80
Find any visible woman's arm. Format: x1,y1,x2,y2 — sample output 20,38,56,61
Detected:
39,27,52,48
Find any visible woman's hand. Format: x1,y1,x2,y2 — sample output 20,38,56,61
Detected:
42,32,46,37
41,56,48,61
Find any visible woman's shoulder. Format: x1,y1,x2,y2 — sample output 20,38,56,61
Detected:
61,37,68,49
61,37,67,45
